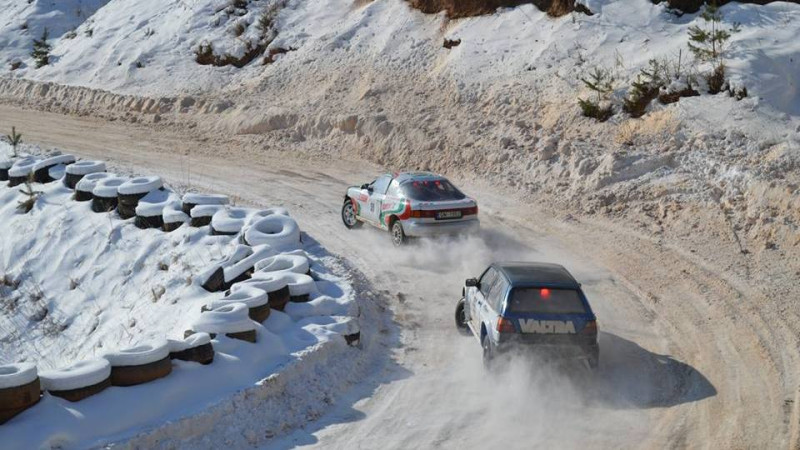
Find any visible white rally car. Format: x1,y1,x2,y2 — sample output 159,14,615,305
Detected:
341,172,479,245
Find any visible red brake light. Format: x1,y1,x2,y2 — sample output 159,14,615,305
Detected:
410,209,436,218
497,317,516,333
582,320,598,336
540,288,551,299
462,206,478,216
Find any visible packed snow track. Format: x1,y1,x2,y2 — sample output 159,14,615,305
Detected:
0,105,797,449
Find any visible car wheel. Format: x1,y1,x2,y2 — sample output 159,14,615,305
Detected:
482,334,494,370
455,299,470,336
341,200,361,229
391,220,406,247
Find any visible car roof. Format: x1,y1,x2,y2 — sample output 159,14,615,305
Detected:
493,262,580,288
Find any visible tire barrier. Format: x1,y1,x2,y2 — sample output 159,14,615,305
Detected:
134,192,172,230
211,207,250,236
190,303,257,343
208,286,271,323
243,215,301,250
64,160,106,189
39,359,112,402
253,254,310,277
91,176,128,213
7,156,40,187
338,317,362,346
0,159,12,182
117,176,163,220
0,363,40,424
105,341,172,387
168,333,214,365
181,193,229,216
231,274,291,311
162,203,190,232
32,155,76,184
190,204,223,228
74,172,116,202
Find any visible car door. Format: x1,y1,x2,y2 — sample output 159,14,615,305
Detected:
471,268,498,333
365,175,391,226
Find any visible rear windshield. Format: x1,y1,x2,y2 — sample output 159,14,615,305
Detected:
507,288,587,314
401,179,466,201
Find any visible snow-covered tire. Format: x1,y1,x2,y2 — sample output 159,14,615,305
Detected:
0,159,11,182
91,177,127,213
281,273,318,303
163,203,190,232
106,341,172,387
0,363,40,424
64,160,106,189
32,155,76,183
190,204,223,228
181,193,229,215
74,172,114,202
208,286,271,323
244,215,301,250
232,274,291,311
211,207,249,236
253,254,310,276
168,333,214,365
191,303,257,342
117,176,163,219
39,359,111,402
7,156,39,187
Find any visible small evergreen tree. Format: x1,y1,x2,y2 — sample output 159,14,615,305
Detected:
17,177,41,213
6,126,22,157
31,28,51,68
578,67,615,122
687,2,738,94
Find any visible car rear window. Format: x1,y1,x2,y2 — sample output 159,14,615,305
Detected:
401,179,465,201
507,288,587,314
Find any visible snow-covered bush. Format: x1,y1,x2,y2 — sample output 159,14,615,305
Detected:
30,28,51,69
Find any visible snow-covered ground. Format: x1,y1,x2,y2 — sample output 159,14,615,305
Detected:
0,141,377,448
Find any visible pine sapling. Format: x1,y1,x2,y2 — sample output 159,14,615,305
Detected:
6,126,22,157
17,177,41,213
687,2,739,94
578,66,615,122
31,28,51,68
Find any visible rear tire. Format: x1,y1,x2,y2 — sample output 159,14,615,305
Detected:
391,220,406,247
341,200,361,229
455,299,470,336
482,333,494,370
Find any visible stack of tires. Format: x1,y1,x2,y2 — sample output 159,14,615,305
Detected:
189,303,257,343
31,155,75,183
91,176,128,213
168,333,215,365
0,158,12,182
74,172,115,202
7,156,39,187
105,341,172,387
0,363,40,424
117,176,163,220
39,359,112,402
64,160,106,189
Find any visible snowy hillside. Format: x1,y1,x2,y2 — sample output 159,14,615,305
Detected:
0,0,798,117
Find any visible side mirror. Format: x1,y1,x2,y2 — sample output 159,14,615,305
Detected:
465,278,478,288
360,183,369,190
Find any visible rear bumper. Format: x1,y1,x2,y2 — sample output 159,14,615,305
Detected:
495,340,599,363
402,218,480,237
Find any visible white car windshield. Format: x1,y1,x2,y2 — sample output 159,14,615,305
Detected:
401,179,466,201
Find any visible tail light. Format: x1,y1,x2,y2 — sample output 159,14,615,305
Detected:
582,320,598,336
462,206,478,216
410,209,437,219
496,317,516,333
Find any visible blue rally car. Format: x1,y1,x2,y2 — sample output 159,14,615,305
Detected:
455,262,599,369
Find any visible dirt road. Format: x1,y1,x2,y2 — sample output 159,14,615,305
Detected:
1,104,796,449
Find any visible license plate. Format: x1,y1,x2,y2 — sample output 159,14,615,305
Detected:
436,211,462,220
